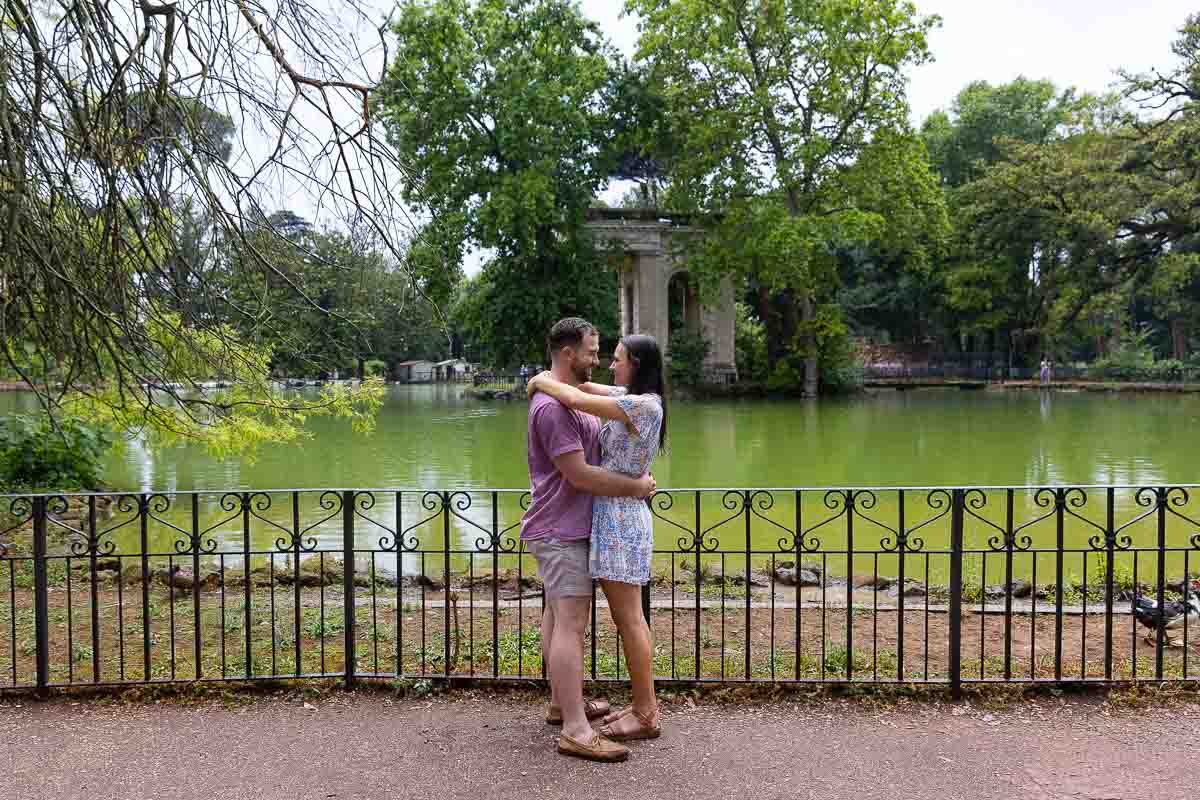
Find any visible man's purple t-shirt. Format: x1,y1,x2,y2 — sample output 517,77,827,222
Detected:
521,392,601,541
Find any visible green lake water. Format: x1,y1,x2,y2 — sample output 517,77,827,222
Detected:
5,386,1200,581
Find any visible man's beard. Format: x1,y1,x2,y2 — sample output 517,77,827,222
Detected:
571,360,592,384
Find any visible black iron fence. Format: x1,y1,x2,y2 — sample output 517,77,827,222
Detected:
3,485,1200,695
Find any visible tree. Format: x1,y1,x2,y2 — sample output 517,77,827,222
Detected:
450,252,616,366
1142,248,1200,360
955,131,1141,357
916,77,1128,361
920,78,1087,188
627,0,944,395
949,14,1200,362
0,0,423,453
377,0,623,365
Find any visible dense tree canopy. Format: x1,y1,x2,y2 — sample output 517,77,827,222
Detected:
626,0,946,394
378,0,627,364
929,14,1200,364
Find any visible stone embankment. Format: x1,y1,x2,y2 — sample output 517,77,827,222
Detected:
45,553,1195,612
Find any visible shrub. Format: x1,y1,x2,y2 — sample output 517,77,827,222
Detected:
364,359,387,378
0,413,112,491
752,304,860,395
734,302,768,383
667,331,711,387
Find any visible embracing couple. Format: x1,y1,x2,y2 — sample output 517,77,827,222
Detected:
520,316,667,763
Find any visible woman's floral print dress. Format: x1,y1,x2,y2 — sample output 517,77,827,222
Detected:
589,389,663,585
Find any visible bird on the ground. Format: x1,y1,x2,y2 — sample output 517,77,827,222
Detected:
1132,581,1200,647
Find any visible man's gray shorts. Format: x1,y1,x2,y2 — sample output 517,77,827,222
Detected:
525,537,592,600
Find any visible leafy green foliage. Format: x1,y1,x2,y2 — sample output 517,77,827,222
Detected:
1088,327,1200,381
628,0,946,395
450,247,617,367
920,78,1097,188
914,16,1200,366
734,303,768,383
379,0,625,365
0,414,112,491
667,331,711,387
1,4,417,459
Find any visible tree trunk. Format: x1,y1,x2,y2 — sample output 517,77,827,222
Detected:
759,285,780,367
761,287,809,393
799,293,817,398
356,357,365,381
1171,318,1187,360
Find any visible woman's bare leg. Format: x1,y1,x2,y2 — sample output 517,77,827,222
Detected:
599,579,657,732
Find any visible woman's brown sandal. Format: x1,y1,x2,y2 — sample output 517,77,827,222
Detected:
545,698,611,725
600,705,633,725
598,707,661,741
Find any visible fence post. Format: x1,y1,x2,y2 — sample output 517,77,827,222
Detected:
343,490,356,689
442,491,452,677
32,496,49,695
948,489,965,700
641,583,651,626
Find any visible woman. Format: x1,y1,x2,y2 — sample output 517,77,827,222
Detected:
527,334,666,741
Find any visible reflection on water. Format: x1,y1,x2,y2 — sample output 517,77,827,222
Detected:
4,385,1200,570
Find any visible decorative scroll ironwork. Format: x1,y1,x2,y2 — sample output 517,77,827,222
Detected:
696,490,748,546
1152,487,1200,550
238,491,302,552
793,490,857,550
1084,489,1133,552
964,490,1029,552
0,496,31,535
846,489,901,547
730,490,790,553
44,494,86,542
878,490,946,553
191,492,250,548
359,490,442,552
280,491,339,552
66,494,140,556
449,492,510,552
492,492,529,553
10,483,1200,694
0,497,32,549
1057,489,1108,545
980,487,1062,549
440,491,495,552
647,491,705,551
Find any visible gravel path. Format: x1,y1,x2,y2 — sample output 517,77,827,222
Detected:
2,690,1196,799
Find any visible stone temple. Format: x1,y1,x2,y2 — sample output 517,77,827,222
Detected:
584,208,737,382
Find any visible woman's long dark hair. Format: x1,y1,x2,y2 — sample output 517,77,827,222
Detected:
620,334,667,452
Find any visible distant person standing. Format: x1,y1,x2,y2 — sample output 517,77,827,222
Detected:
1040,357,1051,386
519,363,530,384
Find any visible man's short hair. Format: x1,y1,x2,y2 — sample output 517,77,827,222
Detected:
547,317,597,357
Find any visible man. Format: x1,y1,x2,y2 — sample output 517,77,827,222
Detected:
521,317,654,763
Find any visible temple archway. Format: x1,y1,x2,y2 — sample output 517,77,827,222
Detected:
584,208,737,382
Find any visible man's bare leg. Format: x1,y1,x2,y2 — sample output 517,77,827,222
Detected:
547,595,593,742
542,603,557,709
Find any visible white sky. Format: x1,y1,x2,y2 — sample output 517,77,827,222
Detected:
579,0,1194,125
